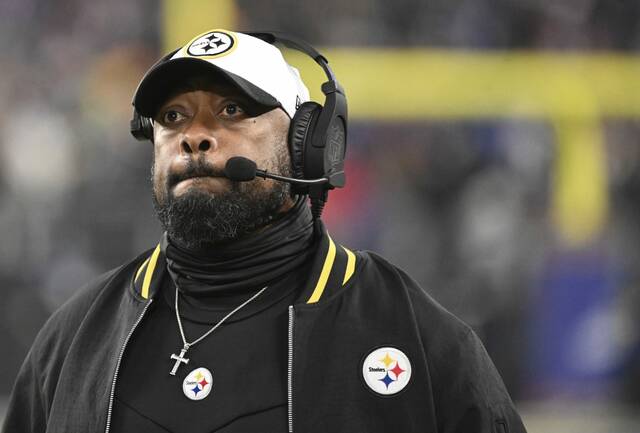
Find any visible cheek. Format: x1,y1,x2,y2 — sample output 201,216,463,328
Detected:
152,148,170,194
249,127,284,166
151,164,165,201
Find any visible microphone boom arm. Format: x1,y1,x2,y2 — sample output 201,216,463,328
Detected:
255,169,329,185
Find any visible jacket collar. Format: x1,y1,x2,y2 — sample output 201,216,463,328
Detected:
132,244,166,300
131,219,358,304
298,219,357,304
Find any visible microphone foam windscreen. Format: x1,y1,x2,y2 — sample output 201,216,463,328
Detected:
224,156,257,181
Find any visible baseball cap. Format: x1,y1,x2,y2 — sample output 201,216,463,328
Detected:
132,29,310,119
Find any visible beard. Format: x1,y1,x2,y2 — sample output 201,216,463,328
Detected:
152,152,292,251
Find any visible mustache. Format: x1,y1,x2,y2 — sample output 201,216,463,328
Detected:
167,161,227,189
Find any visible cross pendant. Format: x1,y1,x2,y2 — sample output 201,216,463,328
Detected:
170,345,190,376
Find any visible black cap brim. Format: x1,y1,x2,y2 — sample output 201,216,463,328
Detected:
132,57,280,118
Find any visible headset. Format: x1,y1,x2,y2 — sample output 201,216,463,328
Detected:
130,31,348,218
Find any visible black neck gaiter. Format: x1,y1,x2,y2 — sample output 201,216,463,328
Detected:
162,197,315,299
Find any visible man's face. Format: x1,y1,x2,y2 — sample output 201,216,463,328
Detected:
151,83,295,250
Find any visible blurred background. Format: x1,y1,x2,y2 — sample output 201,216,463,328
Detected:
1,0,640,431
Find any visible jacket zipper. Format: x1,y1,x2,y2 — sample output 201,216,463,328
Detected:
287,305,294,433
104,299,153,433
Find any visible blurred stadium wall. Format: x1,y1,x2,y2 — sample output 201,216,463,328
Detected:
1,0,640,431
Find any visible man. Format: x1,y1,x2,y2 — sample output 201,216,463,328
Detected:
2,29,527,433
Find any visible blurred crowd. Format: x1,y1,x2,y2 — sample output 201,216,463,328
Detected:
1,0,640,413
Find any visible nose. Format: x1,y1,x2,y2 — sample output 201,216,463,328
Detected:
181,122,217,154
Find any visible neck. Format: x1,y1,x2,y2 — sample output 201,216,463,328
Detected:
162,196,316,296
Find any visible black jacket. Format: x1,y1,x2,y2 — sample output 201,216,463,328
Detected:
2,227,527,433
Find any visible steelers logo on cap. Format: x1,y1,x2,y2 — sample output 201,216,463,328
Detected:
182,367,213,401
362,347,412,396
186,31,236,58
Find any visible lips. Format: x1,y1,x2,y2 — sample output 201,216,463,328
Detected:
175,175,221,186
180,174,214,182
169,169,224,187
166,160,229,194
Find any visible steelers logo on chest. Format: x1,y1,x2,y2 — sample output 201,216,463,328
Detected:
186,31,235,57
183,367,213,400
361,347,412,396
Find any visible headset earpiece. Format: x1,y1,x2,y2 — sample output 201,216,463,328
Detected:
130,109,154,142
288,101,322,194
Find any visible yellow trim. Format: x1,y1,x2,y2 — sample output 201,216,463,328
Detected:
342,246,356,285
141,244,161,299
307,237,337,304
135,257,150,283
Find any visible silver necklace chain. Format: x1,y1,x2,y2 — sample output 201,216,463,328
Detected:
174,284,268,349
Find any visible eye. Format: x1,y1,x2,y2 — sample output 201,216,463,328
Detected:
162,109,186,124
221,103,245,118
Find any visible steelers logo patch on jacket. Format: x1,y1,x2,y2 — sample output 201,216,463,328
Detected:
362,347,412,395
